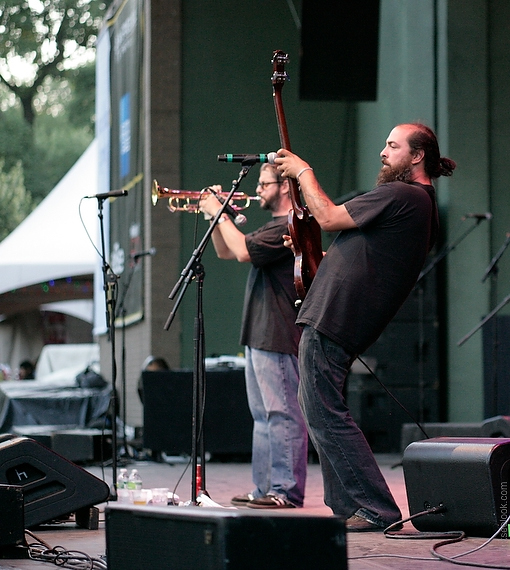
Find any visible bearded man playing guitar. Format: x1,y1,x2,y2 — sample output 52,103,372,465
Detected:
276,123,456,531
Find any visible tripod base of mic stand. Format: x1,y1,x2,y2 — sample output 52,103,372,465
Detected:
181,491,230,509
196,492,230,508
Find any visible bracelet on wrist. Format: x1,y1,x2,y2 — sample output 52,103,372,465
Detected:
217,214,229,224
296,167,313,181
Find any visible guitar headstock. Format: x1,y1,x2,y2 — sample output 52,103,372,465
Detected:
271,50,289,87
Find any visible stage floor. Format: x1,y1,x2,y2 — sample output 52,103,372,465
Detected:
2,454,510,569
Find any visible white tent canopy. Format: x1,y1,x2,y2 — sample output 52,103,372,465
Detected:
0,140,99,296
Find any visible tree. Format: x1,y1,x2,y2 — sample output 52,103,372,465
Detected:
0,158,32,241
0,72,95,204
0,0,108,127
0,1,105,207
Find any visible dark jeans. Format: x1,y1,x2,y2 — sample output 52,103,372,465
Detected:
298,325,402,525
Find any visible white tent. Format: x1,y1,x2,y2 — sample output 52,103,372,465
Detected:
0,139,99,296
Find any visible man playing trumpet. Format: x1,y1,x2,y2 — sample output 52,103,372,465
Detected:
199,163,308,509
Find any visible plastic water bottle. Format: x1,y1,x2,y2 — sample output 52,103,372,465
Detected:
127,469,143,490
116,468,129,503
116,468,128,488
127,469,143,504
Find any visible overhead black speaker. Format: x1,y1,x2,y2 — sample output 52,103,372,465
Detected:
403,437,510,538
0,435,110,528
300,0,380,101
106,504,347,570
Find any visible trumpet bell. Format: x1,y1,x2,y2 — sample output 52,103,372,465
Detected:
151,179,159,206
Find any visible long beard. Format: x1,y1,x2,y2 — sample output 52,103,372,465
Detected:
376,164,414,185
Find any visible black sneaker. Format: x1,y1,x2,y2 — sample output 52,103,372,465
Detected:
231,492,255,506
247,494,297,509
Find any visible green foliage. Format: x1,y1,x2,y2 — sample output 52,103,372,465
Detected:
31,112,93,203
0,100,31,172
0,158,32,241
0,0,108,125
0,0,99,214
0,79,93,206
65,63,96,133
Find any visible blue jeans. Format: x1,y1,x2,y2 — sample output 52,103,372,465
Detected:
245,346,308,507
298,326,402,524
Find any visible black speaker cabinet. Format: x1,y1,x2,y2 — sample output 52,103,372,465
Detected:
483,315,510,417
300,0,380,101
106,505,347,570
0,485,24,546
403,437,510,537
143,370,253,456
0,435,110,528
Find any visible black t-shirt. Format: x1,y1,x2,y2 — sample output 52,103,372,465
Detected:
240,216,302,355
297,181,438,355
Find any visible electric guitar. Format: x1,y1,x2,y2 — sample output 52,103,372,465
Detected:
271,50,322,300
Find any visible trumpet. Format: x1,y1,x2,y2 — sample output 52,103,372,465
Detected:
152,180,260,212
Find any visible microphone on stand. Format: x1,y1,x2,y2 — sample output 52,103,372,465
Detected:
218,153,277,165
209,189,247,226
462,212,493,221
85,189,129,199
131,247,156,260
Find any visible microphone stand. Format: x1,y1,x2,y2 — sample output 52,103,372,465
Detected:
115,255,143,461
95,196,120,500
418,217,487,282
481,232,510,283
164,163,253,504
479,233,510,415
457,292,510,346
414,216,487,423
457,232,510,416
458,231,510,347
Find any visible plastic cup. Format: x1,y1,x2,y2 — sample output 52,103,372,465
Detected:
151,488,169,506
132,489,148,505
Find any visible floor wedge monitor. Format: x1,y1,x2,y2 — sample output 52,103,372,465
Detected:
0,435,110,528
403,437,510,537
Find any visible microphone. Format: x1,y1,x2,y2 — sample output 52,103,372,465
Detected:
86,189,129,199
463,212,493,220
217,153,277,165
131,247,156,260
209,189,247,226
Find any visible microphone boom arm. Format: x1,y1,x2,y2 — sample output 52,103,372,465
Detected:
417,216,486,282
481,232,510,282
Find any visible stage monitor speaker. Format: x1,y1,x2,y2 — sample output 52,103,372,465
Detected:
0,485,24,547
106,504,347,570
403,437,510,538
299,0,380,101
0,435,110,528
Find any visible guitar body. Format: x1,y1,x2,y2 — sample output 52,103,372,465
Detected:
272,50,322,300
288,209,323,300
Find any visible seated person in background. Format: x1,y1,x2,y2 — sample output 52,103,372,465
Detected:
137,356,170,403
18,360,35,380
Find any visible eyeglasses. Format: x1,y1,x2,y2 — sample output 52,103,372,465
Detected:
256,181,281,189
